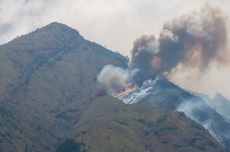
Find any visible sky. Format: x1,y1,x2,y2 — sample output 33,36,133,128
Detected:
0,0,230,98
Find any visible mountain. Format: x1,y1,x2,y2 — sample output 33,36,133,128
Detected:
58,96,225,152
0,22,127,152
120,76,230,150
0,22,227,152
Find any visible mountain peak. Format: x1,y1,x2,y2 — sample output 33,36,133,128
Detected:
38,22,80,35
6,22,83,49
44,22,70,28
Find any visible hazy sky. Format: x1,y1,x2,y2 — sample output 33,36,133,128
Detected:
0,0,229,55
0,0,230,98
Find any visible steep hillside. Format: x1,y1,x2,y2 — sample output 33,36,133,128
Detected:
0,22,127,152
0,23,227,152
56,97,225,152
120,76,230,150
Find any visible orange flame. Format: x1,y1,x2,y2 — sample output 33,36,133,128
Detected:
113,83,138,98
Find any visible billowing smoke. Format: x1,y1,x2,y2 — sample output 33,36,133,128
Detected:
97,65,129,93
159,4,228,69
98,4,229,95
130,35,160,84
130,4,229,84
97,4,230,148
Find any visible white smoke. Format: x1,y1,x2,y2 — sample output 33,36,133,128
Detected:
201,93,230,121
97,65,129,93
176,98,222,143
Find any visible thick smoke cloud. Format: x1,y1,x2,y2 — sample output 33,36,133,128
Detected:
98,4,229,96
130,4,228,84
97,4,230,147
130,35,160,84
97,65,129,93
160,4,227,68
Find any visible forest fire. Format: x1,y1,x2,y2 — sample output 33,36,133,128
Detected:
113,83,138,98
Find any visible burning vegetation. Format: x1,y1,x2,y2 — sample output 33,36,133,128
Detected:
113,83,138,98
98,4,229,98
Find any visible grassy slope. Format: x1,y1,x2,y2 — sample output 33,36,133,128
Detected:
0,23,127,152
66,97,225,152
0,23,227,152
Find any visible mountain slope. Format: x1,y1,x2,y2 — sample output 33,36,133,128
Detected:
0,22,127,152
57,97,225,152
0,23,227,152
120,76,230,150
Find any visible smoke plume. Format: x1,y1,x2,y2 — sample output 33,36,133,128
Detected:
130,4,229,84
97,4,230,148
130,35,160,84
98,4,229,95
97,65,129,93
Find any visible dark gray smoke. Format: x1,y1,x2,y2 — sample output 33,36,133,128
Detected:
97,5,230,149
130,4,228,84
98,4,229,94
130,35,160,84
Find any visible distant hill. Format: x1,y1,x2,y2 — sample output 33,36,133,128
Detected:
202,93,230,121
0,23,227,152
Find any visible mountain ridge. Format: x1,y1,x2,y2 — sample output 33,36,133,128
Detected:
0,22,228,152
0,22,127,152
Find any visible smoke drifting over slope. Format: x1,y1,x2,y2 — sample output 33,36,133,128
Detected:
96,4,230,148
130,4,229,84
98,4,229,95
